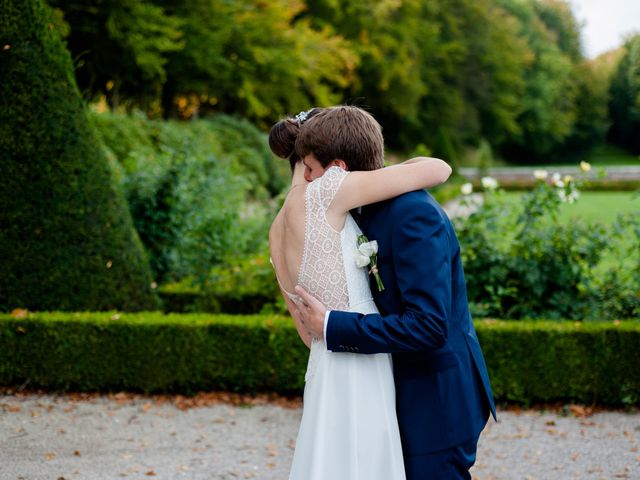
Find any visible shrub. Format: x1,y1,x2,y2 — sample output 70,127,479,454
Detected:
159,250,286,314
454,172,640,320
0,312,307,394
1,313,638,405
90,111,289,199
0,0,158,312
90,111,287,284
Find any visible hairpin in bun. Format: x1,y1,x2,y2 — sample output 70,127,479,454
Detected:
294,109,312,124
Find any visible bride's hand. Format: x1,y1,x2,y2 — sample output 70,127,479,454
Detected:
293,286,327,341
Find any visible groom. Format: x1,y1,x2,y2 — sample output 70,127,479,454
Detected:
293,106,496,479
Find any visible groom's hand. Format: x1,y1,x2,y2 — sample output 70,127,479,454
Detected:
293,286,327,341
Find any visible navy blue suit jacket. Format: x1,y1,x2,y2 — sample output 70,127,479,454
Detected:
326,190,496,455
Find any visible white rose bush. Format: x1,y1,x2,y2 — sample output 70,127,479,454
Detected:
454,162,640,320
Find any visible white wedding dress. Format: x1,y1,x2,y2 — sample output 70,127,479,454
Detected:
282,167,406,480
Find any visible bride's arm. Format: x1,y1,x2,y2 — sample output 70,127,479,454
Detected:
331,157,452,214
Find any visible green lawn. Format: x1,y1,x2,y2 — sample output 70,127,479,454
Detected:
503,191,639,224
498,191,639,272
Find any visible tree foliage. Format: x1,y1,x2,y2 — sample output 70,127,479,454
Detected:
48,0,183,109
608,34,640,154
49,0,621,162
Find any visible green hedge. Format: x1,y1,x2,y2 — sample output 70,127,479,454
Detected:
1,313,639,405
0,312,307,394
478,320,640,405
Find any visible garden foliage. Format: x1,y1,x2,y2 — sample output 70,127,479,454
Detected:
1,313,638,405
454,176,640,320
90,111,288,284
159,251,283,315
0,0,158,312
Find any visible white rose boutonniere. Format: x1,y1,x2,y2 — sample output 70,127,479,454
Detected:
356,234,384,292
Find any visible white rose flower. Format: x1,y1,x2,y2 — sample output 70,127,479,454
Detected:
557,189,567,202
580,161,591,172
555,180,565,188
358,240,378,257
552,172,561,183
355,253,371,268
567,190,580,204
533,169,548,180
481,176,498,191
461,183,473,195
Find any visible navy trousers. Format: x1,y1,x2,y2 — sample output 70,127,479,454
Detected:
404,437,479,480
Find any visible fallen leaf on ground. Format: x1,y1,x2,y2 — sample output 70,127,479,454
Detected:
569,404,593,417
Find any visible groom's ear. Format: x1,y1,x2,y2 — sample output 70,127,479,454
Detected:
333,159,349,171
304,169,313,182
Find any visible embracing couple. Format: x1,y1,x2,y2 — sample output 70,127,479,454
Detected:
269,106,496,480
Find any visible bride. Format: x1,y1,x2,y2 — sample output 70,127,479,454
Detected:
268,106,452,480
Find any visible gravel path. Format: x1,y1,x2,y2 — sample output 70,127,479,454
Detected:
1,392,639,480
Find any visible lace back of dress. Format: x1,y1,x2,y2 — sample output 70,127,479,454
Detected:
298,167,350,311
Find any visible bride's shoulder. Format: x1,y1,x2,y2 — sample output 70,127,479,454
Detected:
308,167,349,196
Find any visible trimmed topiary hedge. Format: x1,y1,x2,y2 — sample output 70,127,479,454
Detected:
0,312,307,394
477,320,640,406
1,313,639,405
0,0,158,312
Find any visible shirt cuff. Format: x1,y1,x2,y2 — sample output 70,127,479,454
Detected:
323,310,331,342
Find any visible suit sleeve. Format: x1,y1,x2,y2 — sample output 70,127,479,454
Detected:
326,198,452,354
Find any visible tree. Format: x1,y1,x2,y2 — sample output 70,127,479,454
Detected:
609,34,640,154
533,0,582,61
303,0,529,156
157,0,355,123
557,60,610,157
49,0,183,109
495,0,582,162
0,0,159,311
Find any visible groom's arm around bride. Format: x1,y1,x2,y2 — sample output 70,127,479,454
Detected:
295,188,497,480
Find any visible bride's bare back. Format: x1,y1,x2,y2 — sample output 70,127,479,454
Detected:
269,186,306,297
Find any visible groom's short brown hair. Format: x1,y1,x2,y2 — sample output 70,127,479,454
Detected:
295,106,384,171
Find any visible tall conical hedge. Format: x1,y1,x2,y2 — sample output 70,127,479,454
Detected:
0,0,159,311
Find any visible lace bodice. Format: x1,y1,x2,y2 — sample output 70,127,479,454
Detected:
297,166,378,317
298,167,350,311
278,166,379,384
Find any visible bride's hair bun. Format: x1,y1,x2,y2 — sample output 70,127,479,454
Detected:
269,118,299,161
269,108,323,171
